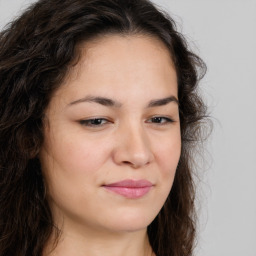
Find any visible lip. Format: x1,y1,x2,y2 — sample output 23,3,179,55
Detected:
102,179,153,199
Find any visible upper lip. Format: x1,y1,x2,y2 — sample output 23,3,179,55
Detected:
103,179,153,188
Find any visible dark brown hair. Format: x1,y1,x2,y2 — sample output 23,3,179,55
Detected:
0,0,207,255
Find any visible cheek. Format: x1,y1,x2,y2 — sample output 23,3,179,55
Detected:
40,133,113,210
47,131,112,177
154,132,181,177
40,134,113,211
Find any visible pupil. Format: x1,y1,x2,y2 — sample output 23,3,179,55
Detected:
92,119,102,125
154,117,161,123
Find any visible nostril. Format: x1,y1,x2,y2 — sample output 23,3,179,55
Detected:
122,160,140,167
121,158,151,169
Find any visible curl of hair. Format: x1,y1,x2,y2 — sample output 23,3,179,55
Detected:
0,0,208,255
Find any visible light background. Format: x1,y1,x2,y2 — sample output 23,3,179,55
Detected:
0,0,255,255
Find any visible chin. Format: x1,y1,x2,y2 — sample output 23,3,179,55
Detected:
99,208,158,233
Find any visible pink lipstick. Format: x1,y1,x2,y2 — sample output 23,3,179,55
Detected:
103,179,153,199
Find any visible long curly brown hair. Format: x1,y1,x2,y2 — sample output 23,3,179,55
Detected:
0,0,208,255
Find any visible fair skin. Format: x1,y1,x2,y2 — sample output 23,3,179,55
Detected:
40,34,181,256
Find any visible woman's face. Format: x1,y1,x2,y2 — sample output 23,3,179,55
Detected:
39,35,181,234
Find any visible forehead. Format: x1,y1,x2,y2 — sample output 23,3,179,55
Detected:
67,34,175,75
54,34,177,105
78,34,174,66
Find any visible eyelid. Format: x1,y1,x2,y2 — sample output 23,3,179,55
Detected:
78,115,176,128
146,116,175,124
79,117,111,127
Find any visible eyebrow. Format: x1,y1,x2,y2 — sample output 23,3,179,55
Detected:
68,95,179,108
147,96,179,107
69,96,122,107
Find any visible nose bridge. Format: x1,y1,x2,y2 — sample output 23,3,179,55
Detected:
125,120,149,153
113,118,154,168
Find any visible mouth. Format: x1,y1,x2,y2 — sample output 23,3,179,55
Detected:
102,179,153,199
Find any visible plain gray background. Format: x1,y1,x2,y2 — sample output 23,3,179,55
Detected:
0,0,255,255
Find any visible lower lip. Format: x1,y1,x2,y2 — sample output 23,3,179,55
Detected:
103,186,152,199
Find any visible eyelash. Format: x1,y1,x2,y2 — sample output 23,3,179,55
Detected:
147,116,174,124
79,118,110,127
79,116,174,127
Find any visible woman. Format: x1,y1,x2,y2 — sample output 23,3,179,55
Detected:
0,0,207,255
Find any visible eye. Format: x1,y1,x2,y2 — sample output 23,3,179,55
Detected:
79,118,110,127
147,116,174,125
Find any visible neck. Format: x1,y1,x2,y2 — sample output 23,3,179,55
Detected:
43,226,155,256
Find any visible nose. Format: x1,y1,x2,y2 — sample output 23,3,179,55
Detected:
112,123,154,169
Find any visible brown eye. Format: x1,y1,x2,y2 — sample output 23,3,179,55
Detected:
148,116,174,124
79,118,109,127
